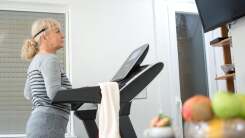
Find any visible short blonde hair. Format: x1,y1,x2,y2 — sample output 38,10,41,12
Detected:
21,18,61,60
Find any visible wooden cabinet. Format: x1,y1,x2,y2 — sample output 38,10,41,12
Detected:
210,26,235,92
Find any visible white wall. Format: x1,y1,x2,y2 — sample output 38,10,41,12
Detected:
230,17,245,93
1,0,224,138
0,0,183,137
69,0,172,137
1,0,173,137
67,1,221,137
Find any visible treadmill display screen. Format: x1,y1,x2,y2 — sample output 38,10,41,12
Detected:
128,49,141,61
111,44,149,81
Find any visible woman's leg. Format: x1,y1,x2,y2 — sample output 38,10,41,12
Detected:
26,110,68,138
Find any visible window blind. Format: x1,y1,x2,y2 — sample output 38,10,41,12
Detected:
0,10,66,134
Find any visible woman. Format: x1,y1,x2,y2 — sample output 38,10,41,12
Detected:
21,18,72,138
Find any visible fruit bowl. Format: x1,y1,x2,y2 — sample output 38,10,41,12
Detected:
184,118,245,138
144,127,175,138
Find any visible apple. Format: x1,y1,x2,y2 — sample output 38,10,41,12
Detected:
150,114,171,127
150,116,160,127
182,95,213,122
212,92,241,118
155,117,171,127
236,93,245,119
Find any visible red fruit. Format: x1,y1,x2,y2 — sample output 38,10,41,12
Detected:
182,95,213,122
150,116,160,127
155,118,171,127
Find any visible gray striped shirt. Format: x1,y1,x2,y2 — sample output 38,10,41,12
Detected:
24,53,71,114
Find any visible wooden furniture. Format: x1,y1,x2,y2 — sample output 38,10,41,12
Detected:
210,26,235,92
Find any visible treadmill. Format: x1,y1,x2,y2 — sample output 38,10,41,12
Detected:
52,44,164,138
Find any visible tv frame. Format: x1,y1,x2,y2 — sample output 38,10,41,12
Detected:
195,0,245,32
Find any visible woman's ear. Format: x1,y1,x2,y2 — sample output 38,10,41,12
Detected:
41,33,48,41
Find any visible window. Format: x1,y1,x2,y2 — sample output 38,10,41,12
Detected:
0,10,66,135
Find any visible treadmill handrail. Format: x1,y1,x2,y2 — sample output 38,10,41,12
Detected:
52,62,163,107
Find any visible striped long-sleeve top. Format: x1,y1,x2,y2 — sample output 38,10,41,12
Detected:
24,53,71,116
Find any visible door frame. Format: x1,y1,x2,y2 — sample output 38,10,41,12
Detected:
167,1,218,137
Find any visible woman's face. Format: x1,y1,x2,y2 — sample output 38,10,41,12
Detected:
46,27,64,51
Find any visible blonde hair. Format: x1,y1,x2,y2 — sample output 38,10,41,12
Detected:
21,18,61,60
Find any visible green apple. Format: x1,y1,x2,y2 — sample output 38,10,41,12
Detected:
236,93,245,118
212,92,241,118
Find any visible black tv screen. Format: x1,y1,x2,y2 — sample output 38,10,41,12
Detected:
195,0,245,32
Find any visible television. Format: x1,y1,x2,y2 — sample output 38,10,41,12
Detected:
195,0,245,32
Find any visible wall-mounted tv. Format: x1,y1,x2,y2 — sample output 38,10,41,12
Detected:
195,0,245,32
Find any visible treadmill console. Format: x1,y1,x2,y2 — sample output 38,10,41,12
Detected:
111,44,149,81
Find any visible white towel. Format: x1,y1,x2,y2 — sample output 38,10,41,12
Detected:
98,82,121,138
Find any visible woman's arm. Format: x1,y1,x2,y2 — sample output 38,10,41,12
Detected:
40,57,66,100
